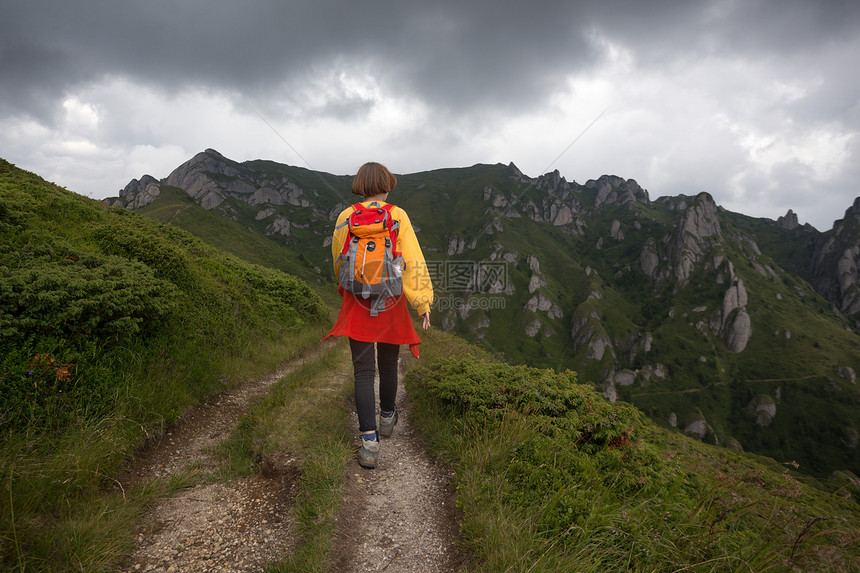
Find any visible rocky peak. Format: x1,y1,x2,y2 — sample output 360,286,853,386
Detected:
777,209,799,230
679,193,721,239
807,196,860,327
666,192,723,286
161,148,248,210
508,162,523,178
847,197,860,222
539,169,566,192
165,149,240,188
120,174,159,198
584,175,650,208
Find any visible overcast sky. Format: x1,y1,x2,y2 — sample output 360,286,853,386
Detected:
2,0,858,230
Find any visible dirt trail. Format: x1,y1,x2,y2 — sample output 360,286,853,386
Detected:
332,352,468,572
119,342,467,572
119,343,336,572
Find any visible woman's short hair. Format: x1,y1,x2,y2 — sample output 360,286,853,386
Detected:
351,162,397,197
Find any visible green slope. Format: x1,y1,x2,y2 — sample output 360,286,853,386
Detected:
0,157,330,570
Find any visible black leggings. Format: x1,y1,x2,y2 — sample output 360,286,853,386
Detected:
349,339,400,433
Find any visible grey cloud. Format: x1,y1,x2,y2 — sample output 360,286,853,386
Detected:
2,0,859,231
0,1,600,121
5,0,858,125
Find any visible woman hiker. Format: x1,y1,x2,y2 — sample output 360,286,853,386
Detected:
323,162,433,468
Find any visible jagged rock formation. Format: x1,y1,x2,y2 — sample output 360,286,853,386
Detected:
164,149,243,209
584,175,650,208
807,198,860,327
108,148,317,215
710,277,752,352
665,192,723,287
570,274,615,368
778,209,799,230
106,174,161,209
523,255,562,338
503,167,584,230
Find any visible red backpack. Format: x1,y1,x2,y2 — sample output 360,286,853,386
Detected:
336,202,404,316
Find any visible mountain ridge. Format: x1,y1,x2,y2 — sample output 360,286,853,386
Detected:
106,148,860,478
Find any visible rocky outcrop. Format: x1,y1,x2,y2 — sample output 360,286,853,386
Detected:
684,418,708,440
724,310,752,353
525,318,542,337
709,276,751,353
614,369,636,386
447,236,476,255
747,395,776,427
525,255,542,286
838,366,856,384
665,193,723,287
249,187,284,206
114,148,317,215
610,219,623,241
777,209,799,230
807,197,860,327
266,216,291,237
503,167,586,233
162,149,243,210
120,174,159,198
255,207,275,220
281,183,311,207
570,292,614,364
105,175,161,209
583,175,650,208
639,238,660,279
523,255,563,331
483,186,508,208
525,293,563,319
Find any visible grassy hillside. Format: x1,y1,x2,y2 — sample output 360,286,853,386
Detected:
136,184,342,309
405,329,860,572
0,158,330,571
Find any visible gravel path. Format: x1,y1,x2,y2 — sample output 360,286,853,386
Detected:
332,352,469,572
119,342,467,572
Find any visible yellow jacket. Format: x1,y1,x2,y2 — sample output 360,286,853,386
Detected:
331,201,434,316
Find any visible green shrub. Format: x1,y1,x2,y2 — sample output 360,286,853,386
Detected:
0,252,176,341
93,220,196,288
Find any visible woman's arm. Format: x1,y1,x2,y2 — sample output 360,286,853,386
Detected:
394,207,434,315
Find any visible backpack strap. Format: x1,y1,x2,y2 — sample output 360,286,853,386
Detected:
379,203,401,256
335,205,362,262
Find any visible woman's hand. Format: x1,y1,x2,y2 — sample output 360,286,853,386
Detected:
421,312,431,330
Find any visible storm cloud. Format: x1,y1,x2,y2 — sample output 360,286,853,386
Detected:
2,0,858,229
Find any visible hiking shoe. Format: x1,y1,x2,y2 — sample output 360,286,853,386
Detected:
358,435,380,468
378,411,398,438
